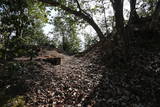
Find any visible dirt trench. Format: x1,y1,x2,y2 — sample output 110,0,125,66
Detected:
12,49,105,107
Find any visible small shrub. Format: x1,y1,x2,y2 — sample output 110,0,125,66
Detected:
4,62,23,79
2,96,26,107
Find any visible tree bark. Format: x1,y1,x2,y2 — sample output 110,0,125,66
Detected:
38,0,105,41
129,0,139,24
111,0,130,58
110,0,124,38
150,0,160,30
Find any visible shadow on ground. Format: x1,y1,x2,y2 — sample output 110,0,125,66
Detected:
82,36,160,107
0,60,60,107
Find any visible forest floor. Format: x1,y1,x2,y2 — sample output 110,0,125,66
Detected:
1,32,160,107
0,48,106,107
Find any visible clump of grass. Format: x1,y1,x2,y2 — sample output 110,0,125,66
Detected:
2,96,26,107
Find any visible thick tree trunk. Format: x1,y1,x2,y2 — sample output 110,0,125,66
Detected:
129,0,139,24
38,0,105,41
150,0,160,30
110,0,124,39
111,0,130,58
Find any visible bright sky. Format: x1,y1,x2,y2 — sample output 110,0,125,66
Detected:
42,8,57,38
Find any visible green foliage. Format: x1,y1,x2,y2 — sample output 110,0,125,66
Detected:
7,96,25,107
1,96,26,107
84,34,98,50
51,11,81,54
137,0,158,16
0,0,49,59
7,62,22,72
2,62,24,79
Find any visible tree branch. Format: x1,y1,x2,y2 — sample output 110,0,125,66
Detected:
74,0,92,19
74,0,82,11
38,0,105,41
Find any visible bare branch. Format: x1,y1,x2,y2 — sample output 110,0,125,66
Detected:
74,0,81,11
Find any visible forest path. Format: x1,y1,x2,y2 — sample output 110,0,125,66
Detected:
23,50,105,107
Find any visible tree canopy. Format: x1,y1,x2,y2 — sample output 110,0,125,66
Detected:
38,0,159,41
0,0,49,60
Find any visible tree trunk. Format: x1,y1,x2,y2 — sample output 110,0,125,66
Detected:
110,0,124,39
129,0,139,24
111,0,130,58
150,0,160,30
